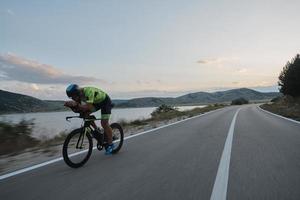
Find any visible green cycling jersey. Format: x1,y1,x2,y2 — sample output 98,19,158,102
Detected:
82,87,107,104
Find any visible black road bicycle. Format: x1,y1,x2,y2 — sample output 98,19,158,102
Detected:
62,115,124,168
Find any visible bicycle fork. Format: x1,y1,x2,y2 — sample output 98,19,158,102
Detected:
76,128,88,149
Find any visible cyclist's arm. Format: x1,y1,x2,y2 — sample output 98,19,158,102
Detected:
76,103,95,113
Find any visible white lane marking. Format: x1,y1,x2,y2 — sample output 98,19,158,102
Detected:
258,106,300,125
0,149,94,181
210,108,241,200
0,108,224,181
0,158,63,181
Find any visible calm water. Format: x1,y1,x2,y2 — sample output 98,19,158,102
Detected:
0,105,205,139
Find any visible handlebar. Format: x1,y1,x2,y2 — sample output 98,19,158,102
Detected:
65,115,102,122
66,116,80,122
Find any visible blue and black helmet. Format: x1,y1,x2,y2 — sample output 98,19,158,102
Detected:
66,84,80,97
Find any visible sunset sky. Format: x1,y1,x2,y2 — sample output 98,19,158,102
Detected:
1,0,299,100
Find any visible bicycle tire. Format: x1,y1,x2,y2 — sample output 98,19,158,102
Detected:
111,123,124,154
62,128,93,168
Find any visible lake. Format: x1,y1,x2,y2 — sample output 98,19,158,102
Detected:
0,105,205,139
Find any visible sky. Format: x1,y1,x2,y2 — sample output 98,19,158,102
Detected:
1,0,299,100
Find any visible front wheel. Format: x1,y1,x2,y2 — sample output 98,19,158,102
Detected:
62,128,93,168
110,123,124,154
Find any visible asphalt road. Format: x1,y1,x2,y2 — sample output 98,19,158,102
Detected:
0,105,299,200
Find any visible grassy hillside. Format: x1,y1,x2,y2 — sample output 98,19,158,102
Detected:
0,90,66,114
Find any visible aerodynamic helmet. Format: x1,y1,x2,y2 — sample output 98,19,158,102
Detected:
66,84,80,97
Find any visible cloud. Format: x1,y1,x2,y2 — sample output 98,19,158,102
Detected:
197,57,239,65
197,58,221,64
31,83,39,91
236,68,248,74
0,53,106,85
0,81,67,100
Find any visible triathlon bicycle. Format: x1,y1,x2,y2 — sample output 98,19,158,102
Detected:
62,115,124,168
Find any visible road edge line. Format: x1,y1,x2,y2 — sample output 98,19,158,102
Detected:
258,106,300,125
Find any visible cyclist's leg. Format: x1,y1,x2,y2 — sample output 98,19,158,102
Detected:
101,118,112,144
99,96,113,145
86,107,98,129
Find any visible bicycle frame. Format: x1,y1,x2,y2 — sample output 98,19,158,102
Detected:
79,126,97,147
66,115,106,149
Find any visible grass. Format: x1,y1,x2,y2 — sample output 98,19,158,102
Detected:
261,96,300,121
118,119,149,126
40,131,68,146
0,119,40,156
0,119,70,156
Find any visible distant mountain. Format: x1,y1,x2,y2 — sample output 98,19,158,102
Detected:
176,88,279,104
115,88,281,108
0,90,65,114
0,88,281,114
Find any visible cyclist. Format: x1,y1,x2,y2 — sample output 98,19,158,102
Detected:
64,84,114,155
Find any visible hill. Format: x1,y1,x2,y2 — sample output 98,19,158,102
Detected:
0,90,65,114
115,88,281,107
0,88,281,114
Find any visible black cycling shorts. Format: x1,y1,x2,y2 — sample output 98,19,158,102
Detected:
93,95,113,119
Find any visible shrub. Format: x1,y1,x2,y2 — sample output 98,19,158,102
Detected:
271,96,281,103
150,104,181,119
231,98,249,105
151,104,178,116
0,119,39,155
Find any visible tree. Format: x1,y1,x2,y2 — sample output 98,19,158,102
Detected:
231,97,249,105
151,104,178,117
278,54,300,97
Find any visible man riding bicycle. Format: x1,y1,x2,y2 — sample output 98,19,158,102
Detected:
64,84,114,155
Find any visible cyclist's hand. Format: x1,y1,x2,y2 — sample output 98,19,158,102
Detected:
79,112,87,118
64,101,81,113
64,100,78,108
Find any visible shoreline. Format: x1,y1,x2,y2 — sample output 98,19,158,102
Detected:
0,103,210,116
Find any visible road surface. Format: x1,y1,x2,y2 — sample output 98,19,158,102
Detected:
0,105,299,200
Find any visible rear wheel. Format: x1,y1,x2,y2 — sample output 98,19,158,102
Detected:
110,123,124,154
62,128,93,168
